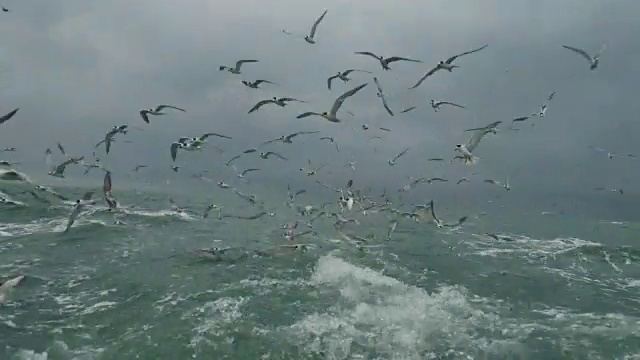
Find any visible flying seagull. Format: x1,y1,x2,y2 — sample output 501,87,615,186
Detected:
388,147,410,166
248,97,306,113
373,77,394,116
562,44,606,70
45,148,84,178
241,79,276,89
431,100,466,112
139,109,165,124
429,200,468,228
455,121,501,164
219,59,259,74
297,83,368,122
327,69,372,90
319,136,339,152
261,131,319,146
354,51,421,70
0,108,19,125
589,146,636,159
410,44,489,89
304,9,328,44
259,151,288,161
283,10,328,44
235,167,261,179
484,178,511,191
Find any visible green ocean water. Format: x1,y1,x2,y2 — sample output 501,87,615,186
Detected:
0,177,639,360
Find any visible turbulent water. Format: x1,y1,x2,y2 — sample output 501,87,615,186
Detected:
1,177,639,360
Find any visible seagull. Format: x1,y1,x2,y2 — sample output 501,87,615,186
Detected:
0,275,25,304
300,160,325,176
429,200,468,228
259,151,288,160
373,77,394,116
562,44,606,70
219,59,258,74
261,131,319,146
203,204,223,220
64,197,93,233
536,91,556,118
320,136,339,152
454,121,501,165
485,179,511,191
457,178,470,184
217,180,231,189
354,51,421,70
45,148,84,178
431,100,466,112
95,124,128,154
388,148,410,166
304,9,328,44
410,44,489,89
327,69,372,90
234,167,261,179
248,97,306,113
0,147,16,152
188,132,233,147
589,146,636,159
297,83,368,122
0,108,19,125
241,79,276,89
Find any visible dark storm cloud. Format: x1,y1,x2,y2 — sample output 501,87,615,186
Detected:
0,0,639,196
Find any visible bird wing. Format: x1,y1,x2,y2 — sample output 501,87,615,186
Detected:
170,142,180,161
139,110,150,123
267,152,288,160
155,105,186,112
248,99,274,113
354,51,381,61
385,56,421,64
445,44,489,64
327,75,338,90
511,116,530,124
235,59,258,70
562,45,592,62
373,77,384,94
296,112,322,119
329,83,368,116
57,143,66,156
409,67,440,89
441,101,466,108
308,9,328,38
279,97,306,103
400,106,416,113
0,108,19,125
467,129,492,152
255,80,275,85
343,69,371,76
241,168,261,176
381,98,394,116
201,132,232,140
225,155,242,166
393,148,409,161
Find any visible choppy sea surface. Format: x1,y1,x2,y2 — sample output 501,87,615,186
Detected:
1,177,639,360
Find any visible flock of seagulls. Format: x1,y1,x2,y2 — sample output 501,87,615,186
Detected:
0,7,634,303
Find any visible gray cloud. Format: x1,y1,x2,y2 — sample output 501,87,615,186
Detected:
1,0,639,206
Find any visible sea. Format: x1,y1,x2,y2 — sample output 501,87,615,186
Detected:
0,172,639,360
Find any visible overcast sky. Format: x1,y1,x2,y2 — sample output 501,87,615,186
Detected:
0,0,639,200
